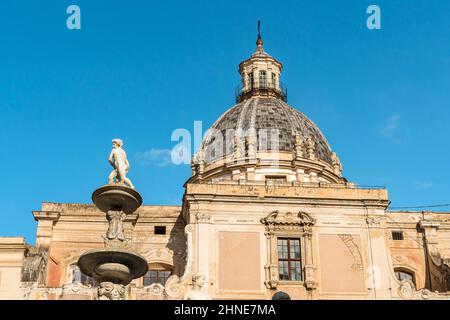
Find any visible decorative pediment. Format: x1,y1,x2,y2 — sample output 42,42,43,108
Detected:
142,248,174,265
261,211,316,226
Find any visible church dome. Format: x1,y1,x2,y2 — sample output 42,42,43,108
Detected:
201,96,333,165
190,23,343,184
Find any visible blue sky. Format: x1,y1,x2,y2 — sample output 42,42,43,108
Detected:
1,1,450,243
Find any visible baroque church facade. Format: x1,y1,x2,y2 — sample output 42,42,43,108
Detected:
1,32,449,300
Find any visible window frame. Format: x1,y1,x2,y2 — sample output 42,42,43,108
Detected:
154,226,167,235
143,269,173,287
394,268,416,286
277,237,302,281
261,210,316,290
271,73,277,86
69,264,96,287
259,70,267,88
392,230,404,241
248,72,254,88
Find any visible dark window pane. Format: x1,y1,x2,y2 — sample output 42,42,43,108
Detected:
277,238,302,281
392,231,404,241
154,226,166,235
143,269,172,286
278,261,289,280
80,272,95,286
294,245,301,259
395,270,413,282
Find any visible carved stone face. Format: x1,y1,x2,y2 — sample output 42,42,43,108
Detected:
110,287,122,300
98,282,125,300
193,275,206,289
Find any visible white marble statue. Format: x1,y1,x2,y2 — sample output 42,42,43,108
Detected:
293,133,304,159
183,273,211,300
108,139,135,189
331,151,342,175
305,137,316,160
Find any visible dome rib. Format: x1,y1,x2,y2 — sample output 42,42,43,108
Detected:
201,97,333,165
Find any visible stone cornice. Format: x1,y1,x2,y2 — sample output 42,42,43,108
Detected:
32,211,60,222
185,183,389,209
0,237,27,252
184,194,387,209
418,220,441,230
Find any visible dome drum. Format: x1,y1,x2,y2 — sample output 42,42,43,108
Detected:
189,148,344,185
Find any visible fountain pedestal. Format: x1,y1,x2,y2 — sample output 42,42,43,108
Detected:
77,185,148,300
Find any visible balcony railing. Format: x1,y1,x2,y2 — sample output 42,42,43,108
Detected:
235,81,288,103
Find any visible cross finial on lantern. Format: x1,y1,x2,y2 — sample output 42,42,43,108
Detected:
256,20,263,50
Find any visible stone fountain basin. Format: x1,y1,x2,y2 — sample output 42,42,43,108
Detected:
92,185,142,214
77,248,148,285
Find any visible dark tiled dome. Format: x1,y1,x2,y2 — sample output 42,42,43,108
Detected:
201,97,333,164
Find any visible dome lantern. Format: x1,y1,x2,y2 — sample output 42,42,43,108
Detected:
236,21,287,103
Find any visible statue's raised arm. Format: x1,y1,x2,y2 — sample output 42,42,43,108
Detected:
107,139,135,189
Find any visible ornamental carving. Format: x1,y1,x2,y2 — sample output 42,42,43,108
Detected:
142,248,175,267
293,133,304,159
261,210,316,227
245,131,257,159
304,265,318,290
366,216,382,228
392,254,414,268
304,137,316,160
97,282,126,300
331,152,342,176
195,213,211,224
164,225,194,299
398,280,415,300
397,280,442,300
338,234,363,271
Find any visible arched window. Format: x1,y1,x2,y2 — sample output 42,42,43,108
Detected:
143,263,172,287
259,70,267,88
69,265,96,287
248,72,254,88
394,268,415,286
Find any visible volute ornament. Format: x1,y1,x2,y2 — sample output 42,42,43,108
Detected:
164,225,194,299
